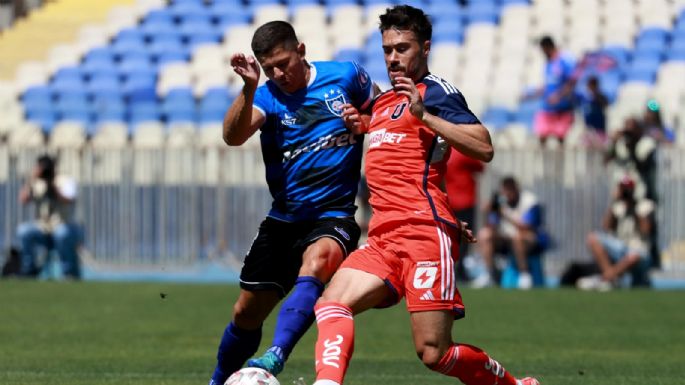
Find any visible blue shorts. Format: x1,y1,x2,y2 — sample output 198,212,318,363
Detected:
596,232,648,263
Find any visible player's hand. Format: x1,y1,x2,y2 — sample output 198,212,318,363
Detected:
341,103,368,135
459,221,477,244
392,76,426,120
230,53,260,89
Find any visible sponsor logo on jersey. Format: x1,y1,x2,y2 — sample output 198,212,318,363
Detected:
413,267,438,289
324,89,347,116
282,132,358,162
281,112,297,126
334,226,351,241
368,128,407,148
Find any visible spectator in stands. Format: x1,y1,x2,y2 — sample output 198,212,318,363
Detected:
526,36,577,146
16,155,81,279
473,176,547,289
444,147,484,282
578,75,609,149
605,117,657,202
642,100,675,145
581,177,654,290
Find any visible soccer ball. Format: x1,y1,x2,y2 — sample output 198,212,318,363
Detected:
224,368,280,385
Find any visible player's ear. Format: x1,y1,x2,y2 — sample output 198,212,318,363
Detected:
422,40,431,59
297,42,306,59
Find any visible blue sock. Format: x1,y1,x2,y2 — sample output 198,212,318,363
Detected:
211,322,261,384
269,276,324,360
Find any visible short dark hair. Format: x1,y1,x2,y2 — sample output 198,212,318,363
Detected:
379,5,432,44
501,176,518,191
251,21,299,57
539,35,555,49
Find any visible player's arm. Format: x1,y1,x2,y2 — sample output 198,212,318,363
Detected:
223,53,266,146
393,76,493,162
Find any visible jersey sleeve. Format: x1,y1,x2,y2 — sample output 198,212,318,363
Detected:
345,61,374,112
423,77,481,125
252,85,271,117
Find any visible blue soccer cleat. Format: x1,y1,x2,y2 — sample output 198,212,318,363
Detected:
246,351,285,376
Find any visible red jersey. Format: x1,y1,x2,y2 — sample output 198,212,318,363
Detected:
363,74,481,234
445,148,484,211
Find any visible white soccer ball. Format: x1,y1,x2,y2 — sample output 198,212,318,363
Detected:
224,368,281,385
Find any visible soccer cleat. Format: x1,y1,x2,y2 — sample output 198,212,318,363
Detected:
470,273,494,289
518,272,533,290
518,377,540,385
246,351,285,376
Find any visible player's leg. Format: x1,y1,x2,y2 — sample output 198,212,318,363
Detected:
407,223,539,384
511,230,537,290
473,226,496,287
249,218,360,374
210,290,280,385
313,267,392,385
411,310,535,385
16,221,49,276
586,231,616,278
210,218,298,384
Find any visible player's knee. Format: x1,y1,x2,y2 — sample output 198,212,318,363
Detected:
301,242,343,280
416,343,447,369
478,227,493,242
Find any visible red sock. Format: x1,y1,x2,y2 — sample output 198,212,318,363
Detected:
314,302,355,384
430,344,518,385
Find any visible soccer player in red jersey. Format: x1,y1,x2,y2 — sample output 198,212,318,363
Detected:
310,5,540,385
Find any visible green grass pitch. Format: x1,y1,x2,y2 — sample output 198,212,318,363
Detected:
1,281,683,385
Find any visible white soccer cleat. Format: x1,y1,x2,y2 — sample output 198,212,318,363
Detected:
518,272,533,290
471,273,494,289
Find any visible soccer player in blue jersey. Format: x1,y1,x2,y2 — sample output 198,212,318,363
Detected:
208,21,376,385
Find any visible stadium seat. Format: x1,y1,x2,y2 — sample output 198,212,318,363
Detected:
334,49,364,63
130,102,161,125
481,107,512,131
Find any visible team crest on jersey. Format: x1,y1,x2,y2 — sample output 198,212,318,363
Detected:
324,89,347,117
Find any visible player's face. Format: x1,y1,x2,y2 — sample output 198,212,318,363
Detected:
257,43,308,93
381,28,430,84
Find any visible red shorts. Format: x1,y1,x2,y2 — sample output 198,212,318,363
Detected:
534,110,574,139
340,222,465,318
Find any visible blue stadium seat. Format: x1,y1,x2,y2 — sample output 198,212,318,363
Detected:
202,87,234,103
119,57,154,78
129,102,161,124
123,76,157,103
211,4,251,27
51,77,85,96
500,0,530,5
481,107,511,130
58,102,91,125
114,28,145,45
165,88,195,104
625,68,655,84
150,40,188,63
667,48,685,62
22,86,53,104
432,21,464,44
334,48,364,64
465,2,499,25
93,100,127,124
88,76,123,100
157,51,189,66
247,0,283,6
180,21,221,44
426,3,463,24
26,110,55,131
638,27,670,42
53,66,83,81
82,60,119,80
514,99,541,127
112,40,149,60
166,107,196,124
84,47,115,63
141,22,180,42
143,9,174,25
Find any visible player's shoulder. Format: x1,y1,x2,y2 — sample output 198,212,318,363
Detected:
422,74,462,95
312,60,357,78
